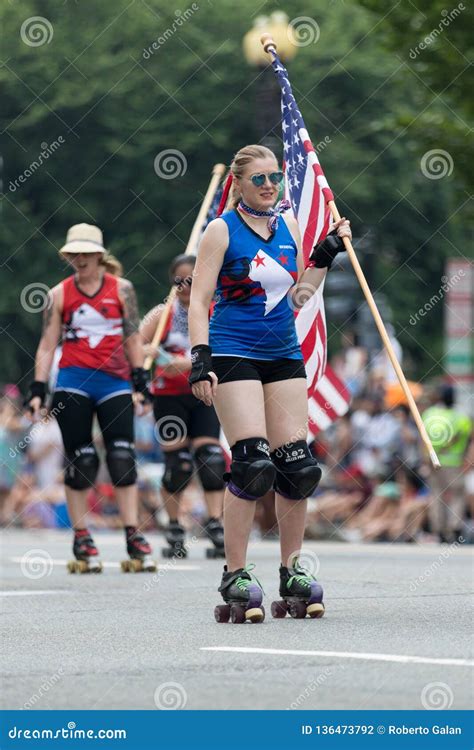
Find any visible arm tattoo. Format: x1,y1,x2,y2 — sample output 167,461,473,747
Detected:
42,297,54,334
121,280,140,338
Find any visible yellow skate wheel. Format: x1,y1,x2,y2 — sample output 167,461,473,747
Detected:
245,607,265,623
143,560,157,573
67,561,77,574
121,560,132,573
307,602,325,618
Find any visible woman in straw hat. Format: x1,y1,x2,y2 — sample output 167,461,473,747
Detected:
25,223,155,573
188,145,351,622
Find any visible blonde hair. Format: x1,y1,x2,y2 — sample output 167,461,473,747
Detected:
60,250,123,277
228,144,277,208
100,253,123,277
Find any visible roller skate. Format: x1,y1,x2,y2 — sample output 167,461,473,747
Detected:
204,517,225,559
214,564,265,624
67,529,102,574
271,559,325,619
121,526,157,573
162,520,187,559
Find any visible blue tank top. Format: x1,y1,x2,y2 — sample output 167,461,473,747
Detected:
209,210,303,360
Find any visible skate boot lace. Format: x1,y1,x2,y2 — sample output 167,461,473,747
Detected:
287,561,315,590
235,564,264,593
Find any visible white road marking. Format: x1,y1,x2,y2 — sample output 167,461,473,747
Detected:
8,556,200,571
201,646,474,668
0,590,71,597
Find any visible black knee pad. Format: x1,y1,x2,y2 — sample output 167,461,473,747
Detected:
65,445,99,490
226,437,276,501
106,440,137,487
194,443,225,491
162,449,194,493
271,440,322,500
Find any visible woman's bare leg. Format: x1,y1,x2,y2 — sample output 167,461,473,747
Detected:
213,380,266,570
264,377,309,566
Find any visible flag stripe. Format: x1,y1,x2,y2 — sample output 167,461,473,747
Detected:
270,49,350,435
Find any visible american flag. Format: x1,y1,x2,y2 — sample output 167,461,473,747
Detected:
269,48,351,433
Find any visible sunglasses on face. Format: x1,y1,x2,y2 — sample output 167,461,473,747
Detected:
249,171,284,187
173,275,192,287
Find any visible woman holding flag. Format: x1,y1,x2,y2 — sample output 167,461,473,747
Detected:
188,144,351,623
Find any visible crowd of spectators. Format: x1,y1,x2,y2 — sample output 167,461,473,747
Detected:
1,350,473,546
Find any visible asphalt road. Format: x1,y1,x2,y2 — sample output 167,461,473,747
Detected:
1,529,472,711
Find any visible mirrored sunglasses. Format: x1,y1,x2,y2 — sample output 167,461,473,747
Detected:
250,171,284,187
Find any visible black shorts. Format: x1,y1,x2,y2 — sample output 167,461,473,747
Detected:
51,391,134,454
211,356,306,385
153,394,220,443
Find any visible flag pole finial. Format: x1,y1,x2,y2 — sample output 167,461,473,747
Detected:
260,33,276,53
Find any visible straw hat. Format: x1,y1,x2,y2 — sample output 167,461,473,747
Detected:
59,223,106,255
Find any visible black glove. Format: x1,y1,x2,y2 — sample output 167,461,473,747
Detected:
24,381,47,411
131,367,151,402
309,230,345,270
189,345,213,386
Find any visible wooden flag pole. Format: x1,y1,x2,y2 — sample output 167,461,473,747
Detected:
143,162,226,371
328,200,440,468
260,33,440,469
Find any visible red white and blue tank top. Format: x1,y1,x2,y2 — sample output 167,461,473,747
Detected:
150,299,192,396
59,273,130,381
209,210,303,360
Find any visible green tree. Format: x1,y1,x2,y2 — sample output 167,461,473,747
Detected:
1,0,469,387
